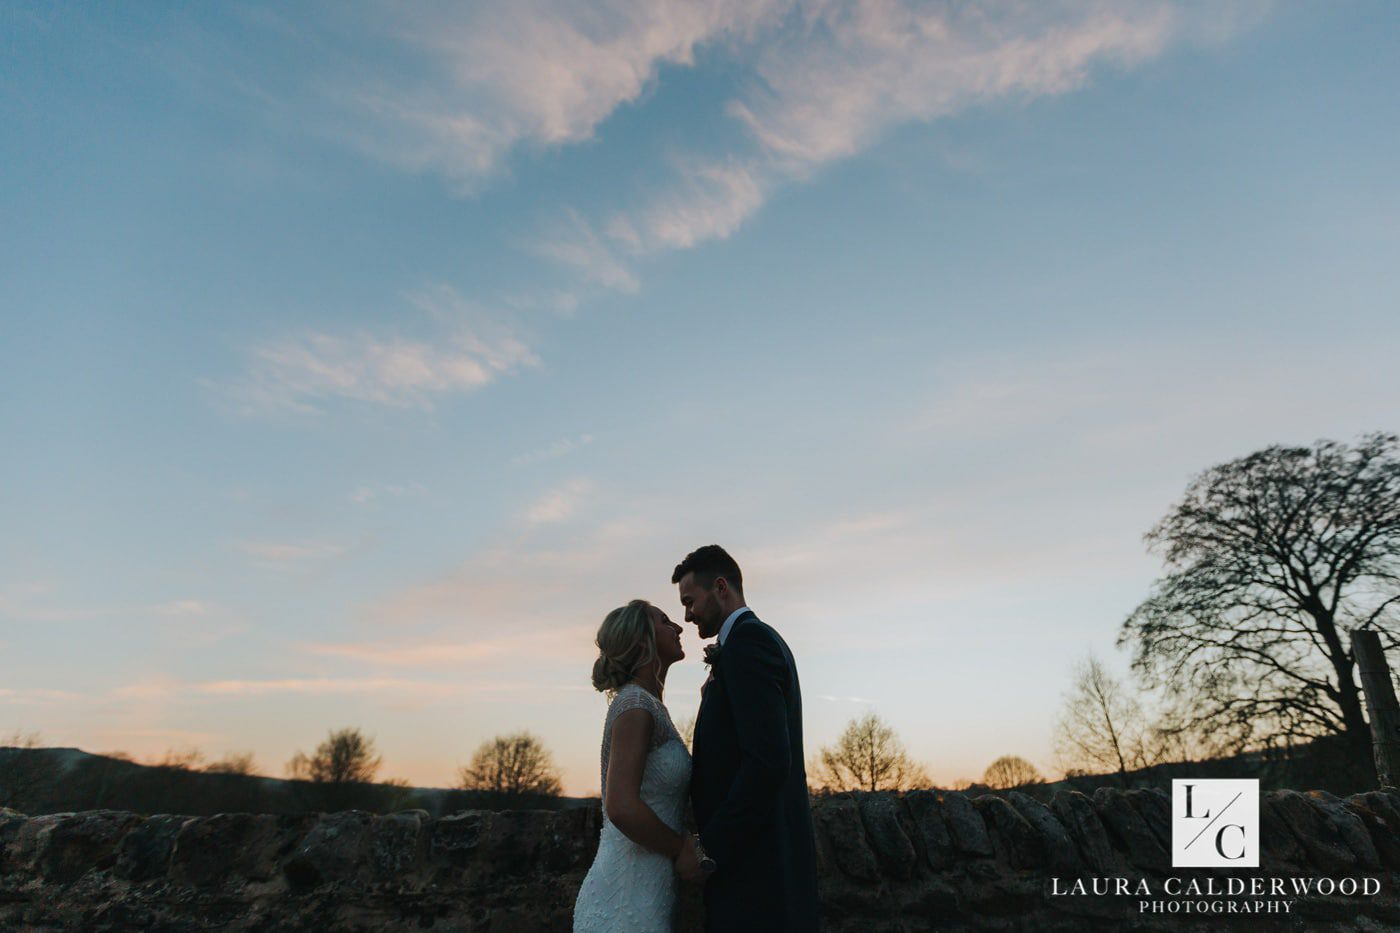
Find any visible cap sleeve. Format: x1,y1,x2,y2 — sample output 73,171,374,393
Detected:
608,683,658,721
605,684,679,751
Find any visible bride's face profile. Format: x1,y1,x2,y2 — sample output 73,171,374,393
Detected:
649,604,685,666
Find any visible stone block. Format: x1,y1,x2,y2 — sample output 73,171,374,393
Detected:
1258,792,1308,869
903,790,956,870
429,810,490,876
1124,788,1171,851
1050,791,1121,874
6,813,69,876
1007,791,1081,873
1344,793,1400,870
369,810,424,881
1092,788,1167,871
0,808,29,873
285,811,373,888
1268,791,1357,874
813,795,881,882
532,806,600,875
114,814,190,882
170,812,284,886
481,809,554,881
38,810,140,883
857,793,917,880
972,795,1044,869
938,791,993,858
1309,790,1380,869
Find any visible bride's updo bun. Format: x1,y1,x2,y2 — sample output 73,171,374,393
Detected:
591,599,656,694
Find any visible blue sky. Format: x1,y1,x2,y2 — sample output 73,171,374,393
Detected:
3,0,1398,793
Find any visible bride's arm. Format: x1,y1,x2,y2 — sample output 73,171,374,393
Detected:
604,709,686,860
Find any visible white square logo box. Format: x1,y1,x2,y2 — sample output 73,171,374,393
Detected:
1171,778,1260,868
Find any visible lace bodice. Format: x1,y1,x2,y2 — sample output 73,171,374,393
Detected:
575,683,692,932
598,684,682,801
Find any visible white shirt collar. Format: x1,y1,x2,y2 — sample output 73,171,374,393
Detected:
717,606,751,646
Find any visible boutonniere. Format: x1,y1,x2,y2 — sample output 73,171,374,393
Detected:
703,642,723,668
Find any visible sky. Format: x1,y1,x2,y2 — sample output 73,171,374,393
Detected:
2,1,1399,796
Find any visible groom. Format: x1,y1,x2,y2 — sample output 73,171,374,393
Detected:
671,545,820,932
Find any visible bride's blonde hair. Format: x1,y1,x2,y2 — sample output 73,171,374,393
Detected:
591,599,656,694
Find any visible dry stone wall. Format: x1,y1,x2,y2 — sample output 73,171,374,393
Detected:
3,788,1399,930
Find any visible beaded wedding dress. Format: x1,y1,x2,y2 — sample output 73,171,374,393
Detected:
573,683,693,933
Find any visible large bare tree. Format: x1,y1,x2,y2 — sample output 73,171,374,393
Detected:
811,712,930,792
1119,433,1400,771
458,732,563,796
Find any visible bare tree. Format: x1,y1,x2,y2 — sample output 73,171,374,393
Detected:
1054,654,1166,785
1119,433,1400,774
458,732,563,795
203,752,258,775
286,728,382,784
379,776,420,810
675,715,696,752
0,732,58,811
812,712,931,792
148,748,204,771
982,755,1043,790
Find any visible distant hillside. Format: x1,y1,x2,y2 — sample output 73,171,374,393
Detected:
0,746,593,818
963,733,1366,801
3,731,1362,819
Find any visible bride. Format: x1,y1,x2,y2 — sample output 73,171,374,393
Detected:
574,599,696,932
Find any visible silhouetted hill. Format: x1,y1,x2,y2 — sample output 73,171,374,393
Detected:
3,732,1363,819
956,734,1368,801
0,746,593,817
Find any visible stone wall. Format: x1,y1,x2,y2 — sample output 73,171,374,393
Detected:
3,787,1399,930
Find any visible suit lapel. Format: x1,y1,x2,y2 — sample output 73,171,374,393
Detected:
695,613,758,747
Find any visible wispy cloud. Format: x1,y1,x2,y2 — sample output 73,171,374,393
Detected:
232,539,349,572
735,2,1177,167
356,515,663,634
331,0,790,192
300,625,595,669
350,482,427,505
0,581,93,622
111,677,586,700
225,285,537,415
0,687,88,704
510,433,595,466
93,728,225,745
255,1,1224,281
0,582,219,624
153,599,213,617
528,210,640,292
601,0,1187,258
500,288,581,316
618,158,767,253
233,327,535,415
522,478,594,526
489,1,1252,272
221,2,1265,410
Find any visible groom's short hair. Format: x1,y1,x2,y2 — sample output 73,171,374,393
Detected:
672,544,743,593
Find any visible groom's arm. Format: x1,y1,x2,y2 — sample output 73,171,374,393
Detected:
699,627,791,867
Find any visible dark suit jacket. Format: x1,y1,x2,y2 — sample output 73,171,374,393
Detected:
691,611,820,932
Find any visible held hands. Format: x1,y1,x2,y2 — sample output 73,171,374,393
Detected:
673,834,710,883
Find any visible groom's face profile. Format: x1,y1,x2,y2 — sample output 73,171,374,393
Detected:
677,572,726,639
